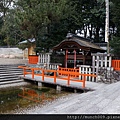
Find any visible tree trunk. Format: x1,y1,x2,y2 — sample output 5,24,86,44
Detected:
95,27,100,42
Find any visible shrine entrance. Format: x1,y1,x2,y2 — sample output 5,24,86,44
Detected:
52,34,105,68
65,49,85,68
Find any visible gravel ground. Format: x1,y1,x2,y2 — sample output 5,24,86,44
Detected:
0,58,28,65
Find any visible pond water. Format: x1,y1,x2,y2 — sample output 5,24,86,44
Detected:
0,83,70,114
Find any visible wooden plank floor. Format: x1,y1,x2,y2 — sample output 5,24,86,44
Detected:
19,74,106,91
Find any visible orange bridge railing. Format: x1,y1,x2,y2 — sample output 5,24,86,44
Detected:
18,66,96,88
58,67,79,77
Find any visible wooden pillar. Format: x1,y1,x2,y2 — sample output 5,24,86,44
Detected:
65,49,68,68
83,55,86,65
74,50,76,68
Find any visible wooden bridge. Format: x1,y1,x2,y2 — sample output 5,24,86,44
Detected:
18,66,106,92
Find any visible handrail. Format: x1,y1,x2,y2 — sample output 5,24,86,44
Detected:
58,66,79,77
18,66,97,88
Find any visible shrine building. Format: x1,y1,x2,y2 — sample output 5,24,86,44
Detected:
51,33,106,68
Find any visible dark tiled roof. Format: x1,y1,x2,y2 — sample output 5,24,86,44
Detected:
53,36,105,52
72,37,104,50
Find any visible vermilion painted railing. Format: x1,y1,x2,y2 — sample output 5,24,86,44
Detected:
58,67,79,77
18,66,96,88
28,55,38,64
112,60,120,71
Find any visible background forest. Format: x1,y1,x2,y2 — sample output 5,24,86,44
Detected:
0,0,120,55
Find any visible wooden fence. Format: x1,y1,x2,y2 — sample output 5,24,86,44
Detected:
112,60,120,71
78,65,94,82
38,53,51,65
35,63,60,70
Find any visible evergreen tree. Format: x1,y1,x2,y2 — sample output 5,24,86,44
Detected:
110,0,120,56
0,0,120,55
0,0,14,46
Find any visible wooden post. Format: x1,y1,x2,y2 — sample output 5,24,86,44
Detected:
83,55,86,65
74,50,76,68
54,71,56,83
32,69,34,79
109,55,112,67
82,75,86,88
67,74,70,85
91,54,95,82
101,55,103,67
43,54,44,63
38,55,40,64
47,54,50,69
65,49,68,68
40,54,42,63
105,56,107,68
96,55,99,76
42,69,44,81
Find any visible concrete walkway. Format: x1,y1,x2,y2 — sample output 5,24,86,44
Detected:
17,74,120,114
36,81,120,114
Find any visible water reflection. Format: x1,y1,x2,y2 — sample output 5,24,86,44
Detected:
0,84,69,114
18,88,53,103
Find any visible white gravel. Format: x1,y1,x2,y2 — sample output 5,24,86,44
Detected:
0,58,28,65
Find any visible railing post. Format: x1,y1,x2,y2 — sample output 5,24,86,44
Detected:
67,74,70,85
42,69,44,81
32,69,34,79
54,71,56,83
82,75,86,88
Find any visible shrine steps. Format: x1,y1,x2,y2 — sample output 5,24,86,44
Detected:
0,64,25,85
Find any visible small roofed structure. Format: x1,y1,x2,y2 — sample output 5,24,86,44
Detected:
18,38,36,59
52,33,106,68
